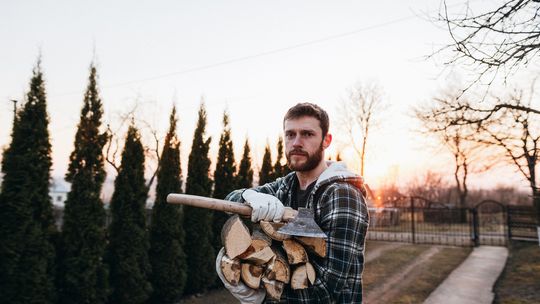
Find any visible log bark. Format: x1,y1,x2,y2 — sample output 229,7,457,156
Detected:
262,277,284,300
283,239,308,265
260,221,291,241
220,254,241,285
221,215,252,259
241,263,264,289
295,236,327,257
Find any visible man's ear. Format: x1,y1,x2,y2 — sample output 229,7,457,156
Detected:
322,133,332,149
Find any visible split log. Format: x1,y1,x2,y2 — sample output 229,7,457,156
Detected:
251,227,272,250
221,215,252,259
295,236,327,257
260,221,291,241
262,277,284,300
290,264,309,290
283,239,308,265
241,263,264,289
305,262,316,285
243,246,275,265
220,254,241,285
265,247,290,283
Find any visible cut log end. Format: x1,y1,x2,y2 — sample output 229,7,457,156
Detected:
266,247,290,283
220,254,241,286
243,246,275,265
241,263,264,289
306,262,316,285
260,221,291,241
262,277,284,300
295,236,327,257
283,239,308,265
221,215,252,259
291,264,309,290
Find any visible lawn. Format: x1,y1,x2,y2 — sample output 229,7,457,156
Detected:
363,242,471,303
494,241,540,304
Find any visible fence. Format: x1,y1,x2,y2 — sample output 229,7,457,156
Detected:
367,197,535,247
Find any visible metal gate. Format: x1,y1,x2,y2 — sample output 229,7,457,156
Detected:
472,200,507,246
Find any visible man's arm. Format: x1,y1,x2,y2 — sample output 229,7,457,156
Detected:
307,182,369,301
224,177,285,203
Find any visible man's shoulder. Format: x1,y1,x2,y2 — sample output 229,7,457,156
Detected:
318,178,365,198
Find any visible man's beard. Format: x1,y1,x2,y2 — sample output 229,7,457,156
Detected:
286,143,324,172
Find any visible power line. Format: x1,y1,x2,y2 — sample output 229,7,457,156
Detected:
53,13,419,97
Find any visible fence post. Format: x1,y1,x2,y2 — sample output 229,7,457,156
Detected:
506,206,512,243
472,208,479,247
410,197,416,244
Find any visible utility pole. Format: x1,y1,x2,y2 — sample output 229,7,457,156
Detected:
10,99,18,121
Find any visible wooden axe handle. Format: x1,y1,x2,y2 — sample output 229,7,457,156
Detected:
166,193,297,221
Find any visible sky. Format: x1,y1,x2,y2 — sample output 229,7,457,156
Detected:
0,0,533,193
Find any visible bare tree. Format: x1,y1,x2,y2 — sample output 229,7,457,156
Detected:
404,171,450,208
105,102,163,189
415,87,493,209
338,81,385,176
437,0,540,86
425,85,540,222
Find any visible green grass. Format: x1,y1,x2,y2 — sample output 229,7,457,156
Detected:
494,241,540,304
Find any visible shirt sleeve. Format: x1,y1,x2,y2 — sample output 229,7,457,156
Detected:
308,182,369,301
224,178,284,202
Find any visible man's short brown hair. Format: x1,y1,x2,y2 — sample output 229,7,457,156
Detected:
283,102,330,137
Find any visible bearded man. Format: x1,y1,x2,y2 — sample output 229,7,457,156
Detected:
216,102,369,303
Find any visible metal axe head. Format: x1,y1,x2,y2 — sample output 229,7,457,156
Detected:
278,208,327,238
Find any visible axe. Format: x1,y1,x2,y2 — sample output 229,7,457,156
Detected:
166,193,326,238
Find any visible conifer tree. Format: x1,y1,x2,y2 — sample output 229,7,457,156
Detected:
212,111,236,253
184,102,215,294
236,138,254,189
149,106,187,303
58,63,109,304
0,59,56,303
273,136,290,178
107,125,152,304
258,143,274,185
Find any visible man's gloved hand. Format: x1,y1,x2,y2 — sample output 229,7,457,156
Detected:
216,248,266,304
242,189,285,223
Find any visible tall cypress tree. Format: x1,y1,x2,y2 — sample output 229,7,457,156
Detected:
236,138,254,189
212,111,236,254
58,63,109,304
107,125,152,304
259,143,274,185
149,106,187,303
0,59,56,303
184,102,215,294
273,136,289,178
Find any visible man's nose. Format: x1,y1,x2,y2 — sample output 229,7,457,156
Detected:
292,136,303,147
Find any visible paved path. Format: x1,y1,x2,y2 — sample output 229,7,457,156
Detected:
424,246,508,304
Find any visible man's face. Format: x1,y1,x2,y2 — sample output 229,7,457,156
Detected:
284,116,331,172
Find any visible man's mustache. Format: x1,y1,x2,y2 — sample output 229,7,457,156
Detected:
288,149,308,156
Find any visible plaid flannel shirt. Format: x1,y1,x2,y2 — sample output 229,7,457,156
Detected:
225,162,369,303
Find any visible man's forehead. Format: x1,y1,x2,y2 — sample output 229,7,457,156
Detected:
284,116,321,132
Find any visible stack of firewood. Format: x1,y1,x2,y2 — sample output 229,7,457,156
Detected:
219,215,326,300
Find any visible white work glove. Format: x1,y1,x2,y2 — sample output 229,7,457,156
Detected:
216,248,266,304
242,189,285,223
